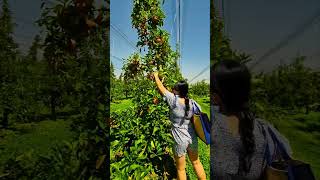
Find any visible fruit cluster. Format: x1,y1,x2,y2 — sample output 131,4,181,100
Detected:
56,0,104,51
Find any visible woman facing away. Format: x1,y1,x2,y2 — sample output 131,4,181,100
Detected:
152,72,206,180
210,60,292,179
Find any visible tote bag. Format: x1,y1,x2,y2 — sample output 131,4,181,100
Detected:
191,101,211,145
260,122,315,180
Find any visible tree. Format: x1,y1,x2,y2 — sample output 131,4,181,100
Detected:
3,0,110,179
0,0,19,128
38,0,109,178
37,0,76,120
110,0,183,178
26,35,41,62
250,56,319,115
289,56,314,113
189,80,209,97
110,62,118,101
14,34,45,122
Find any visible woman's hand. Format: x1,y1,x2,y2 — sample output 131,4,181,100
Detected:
153,72,159,78
154,72,165,83
153,71,167,95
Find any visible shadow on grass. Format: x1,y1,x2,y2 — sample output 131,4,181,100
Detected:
294,123,320,133
148,154,177,179
292,117,307,123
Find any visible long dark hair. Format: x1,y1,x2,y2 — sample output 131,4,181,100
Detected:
173,80,190,117
212,60,255,175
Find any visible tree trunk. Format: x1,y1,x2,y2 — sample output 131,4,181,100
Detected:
87,102,98,130
2,108,9,129
51,94,56,120
305,105,309,114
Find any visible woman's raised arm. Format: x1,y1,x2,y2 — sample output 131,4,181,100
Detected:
153,72,168,95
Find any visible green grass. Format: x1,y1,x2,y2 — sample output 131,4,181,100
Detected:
111,96,211,179
0,119,75,171
111,99,133,113
272,112,320,179
111,97,320,179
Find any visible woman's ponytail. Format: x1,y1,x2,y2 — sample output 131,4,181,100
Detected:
238,110,255,175
184,97,190,117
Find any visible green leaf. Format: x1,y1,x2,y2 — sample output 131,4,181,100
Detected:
129,164,141,171
152,127,159,135
150,153,156,158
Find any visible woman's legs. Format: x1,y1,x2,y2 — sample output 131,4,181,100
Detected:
187,148,206,180
174,155,187,180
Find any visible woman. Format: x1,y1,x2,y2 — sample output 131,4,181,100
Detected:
210,60,292,179
153,72,206,180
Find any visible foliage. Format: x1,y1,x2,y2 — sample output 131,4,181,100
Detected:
189,80,210,98
110,63,134,101
2,0,110,179
0,0,53,125
3,131,104,180
0,0,19,128
111,98,211,179
251,57,320,115
110,0,184,178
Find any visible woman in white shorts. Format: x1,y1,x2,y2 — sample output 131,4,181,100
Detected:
153,72,206,180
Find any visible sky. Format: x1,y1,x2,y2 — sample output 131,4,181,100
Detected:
110,0,210,83
215,0,320,72
8,0,42,52
6,0,104,53
7,0,316,80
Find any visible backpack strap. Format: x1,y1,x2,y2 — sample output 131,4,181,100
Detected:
267,126,291,161
191,100,201,114
190,99,195,113
258,120,291,167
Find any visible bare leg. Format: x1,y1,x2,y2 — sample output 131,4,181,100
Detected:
175,155,187,180
187,148,206,180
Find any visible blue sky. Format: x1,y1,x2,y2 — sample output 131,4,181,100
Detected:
111,0,210,83
6,0,319,77
6,0,209,83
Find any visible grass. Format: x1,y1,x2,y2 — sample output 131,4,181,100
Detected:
0,119,75,172
111,97,320,179
111,99,133,113
111,96,211,179
272,111,320,179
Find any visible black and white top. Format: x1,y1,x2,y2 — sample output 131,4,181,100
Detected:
210,107,292,179
163,91,198,156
